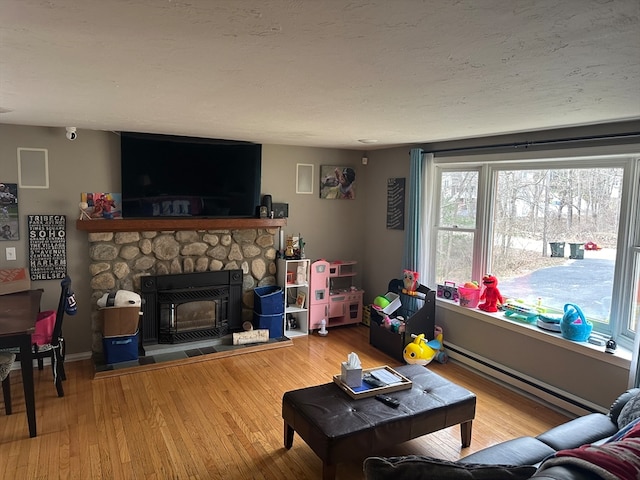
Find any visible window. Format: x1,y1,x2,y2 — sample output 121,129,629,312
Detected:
434,170,479,284
429,153,639,348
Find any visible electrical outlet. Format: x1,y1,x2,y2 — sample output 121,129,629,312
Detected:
5,247,16,261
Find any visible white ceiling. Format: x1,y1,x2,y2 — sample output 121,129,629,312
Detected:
1,0,639,149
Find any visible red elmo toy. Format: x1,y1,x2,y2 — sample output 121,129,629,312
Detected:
478,274,503,313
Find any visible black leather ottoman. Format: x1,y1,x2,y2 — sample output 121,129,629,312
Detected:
282,364,476,480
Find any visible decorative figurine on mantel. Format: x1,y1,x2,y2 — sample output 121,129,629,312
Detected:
284,236,296,259
78,201,92,220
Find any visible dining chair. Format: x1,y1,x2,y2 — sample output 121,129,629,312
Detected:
0,352,15,415
2,276,76,407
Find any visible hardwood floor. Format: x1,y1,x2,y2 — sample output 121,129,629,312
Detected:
0,325,570,479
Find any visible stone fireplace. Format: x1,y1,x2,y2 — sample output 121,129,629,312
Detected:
77,218,286,354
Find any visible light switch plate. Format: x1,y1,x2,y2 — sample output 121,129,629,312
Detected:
5,247,16,261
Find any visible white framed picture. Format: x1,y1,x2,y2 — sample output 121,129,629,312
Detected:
296,164,314,194
18,148,49,189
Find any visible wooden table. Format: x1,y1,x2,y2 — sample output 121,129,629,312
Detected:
0,289,42,438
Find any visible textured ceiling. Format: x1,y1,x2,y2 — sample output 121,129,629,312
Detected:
1,0,639,149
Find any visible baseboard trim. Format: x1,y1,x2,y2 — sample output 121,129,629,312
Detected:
445,342,607,416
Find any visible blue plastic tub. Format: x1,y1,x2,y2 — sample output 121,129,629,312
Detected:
253,312,284,338
253,286,284,315
103,332,139,364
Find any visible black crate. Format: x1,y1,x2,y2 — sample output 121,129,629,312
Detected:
369,281,436,362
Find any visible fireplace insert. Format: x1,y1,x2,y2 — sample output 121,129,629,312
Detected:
141,270,243,344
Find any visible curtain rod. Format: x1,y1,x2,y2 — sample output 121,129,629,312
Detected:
422,130,640,156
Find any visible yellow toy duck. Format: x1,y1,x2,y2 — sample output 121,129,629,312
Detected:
403,332,444,366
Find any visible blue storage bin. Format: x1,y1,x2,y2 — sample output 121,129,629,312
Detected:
253,286,284,314
103,331,139,364
253,312,284,338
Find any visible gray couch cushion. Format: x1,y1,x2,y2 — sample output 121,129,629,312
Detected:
363,455,537,480
536,413,618,451
459,437,555,466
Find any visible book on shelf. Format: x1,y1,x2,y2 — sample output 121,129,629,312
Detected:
295,291,306,308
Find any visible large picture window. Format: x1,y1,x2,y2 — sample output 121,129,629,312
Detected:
430,154,639,347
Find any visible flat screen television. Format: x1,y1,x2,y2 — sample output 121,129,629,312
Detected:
120,132,261,218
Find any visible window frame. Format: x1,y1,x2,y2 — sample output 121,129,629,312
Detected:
427,150,640,350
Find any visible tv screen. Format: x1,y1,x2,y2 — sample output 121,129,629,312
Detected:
120,132,261,218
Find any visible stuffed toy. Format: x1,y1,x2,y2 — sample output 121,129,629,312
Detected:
403,332,443,366
402,269,419,295
478,274,503,313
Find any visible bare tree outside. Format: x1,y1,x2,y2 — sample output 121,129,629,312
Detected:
435,167,624,324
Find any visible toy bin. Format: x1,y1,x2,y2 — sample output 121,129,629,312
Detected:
457,286,480,308
253,286,284,314
254,312,284,338
369,280,436,363
101,306,140,337
381,292,402,315
103,331,139,364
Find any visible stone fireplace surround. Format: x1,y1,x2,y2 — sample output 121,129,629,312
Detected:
77,218,286,354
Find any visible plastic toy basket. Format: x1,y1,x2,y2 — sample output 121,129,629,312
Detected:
457,286,480,308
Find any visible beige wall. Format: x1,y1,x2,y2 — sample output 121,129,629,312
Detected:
0,125,370,355
0,123,631,410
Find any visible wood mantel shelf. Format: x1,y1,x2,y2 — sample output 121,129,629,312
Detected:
76,217,286,233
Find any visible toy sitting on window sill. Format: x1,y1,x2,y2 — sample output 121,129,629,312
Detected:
477,274,503,313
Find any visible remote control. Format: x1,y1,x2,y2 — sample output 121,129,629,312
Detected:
363,373,386,388
375,394,400,408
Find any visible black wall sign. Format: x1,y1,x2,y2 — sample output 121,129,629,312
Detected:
386,178,405,230
28,215,67,280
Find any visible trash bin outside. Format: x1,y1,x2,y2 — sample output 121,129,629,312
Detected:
569,243,585,259
549,242,565,257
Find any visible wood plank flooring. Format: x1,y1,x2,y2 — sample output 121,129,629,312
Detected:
0,325,570,479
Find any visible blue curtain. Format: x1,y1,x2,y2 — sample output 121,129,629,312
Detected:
402,148,424,272
402,148,425,318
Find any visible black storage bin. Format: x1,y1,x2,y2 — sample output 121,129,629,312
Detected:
369,279,436,362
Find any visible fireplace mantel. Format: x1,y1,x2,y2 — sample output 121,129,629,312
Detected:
76,217,286,233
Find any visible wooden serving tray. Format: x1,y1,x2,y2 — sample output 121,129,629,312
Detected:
333,365,413,399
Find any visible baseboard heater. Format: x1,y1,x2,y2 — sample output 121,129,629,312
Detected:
444,342,607,417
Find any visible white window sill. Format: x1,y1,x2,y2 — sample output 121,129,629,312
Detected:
436,299,632,369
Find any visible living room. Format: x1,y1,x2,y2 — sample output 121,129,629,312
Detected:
1,1,639,477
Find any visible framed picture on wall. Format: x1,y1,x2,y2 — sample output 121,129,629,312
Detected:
0,183,19,240
319,165,356,199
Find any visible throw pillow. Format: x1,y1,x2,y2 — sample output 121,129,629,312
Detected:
617,390,640,430
363,455,537,480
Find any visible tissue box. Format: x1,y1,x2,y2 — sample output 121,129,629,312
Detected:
341,362,362,388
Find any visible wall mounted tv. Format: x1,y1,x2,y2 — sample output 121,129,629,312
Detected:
120,132,262,218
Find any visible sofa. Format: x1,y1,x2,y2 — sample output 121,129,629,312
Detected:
364,387,640,479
